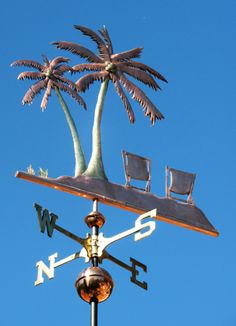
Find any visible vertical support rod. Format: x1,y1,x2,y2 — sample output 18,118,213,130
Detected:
91,198,99,326
90,299,98,326
91,223,99,267
93,199,98,212
92,199,99,267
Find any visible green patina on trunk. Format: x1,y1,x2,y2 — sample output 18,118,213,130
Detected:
83,79,109,180
54,87,86,176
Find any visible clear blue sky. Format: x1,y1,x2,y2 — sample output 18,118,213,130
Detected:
1,0,236,325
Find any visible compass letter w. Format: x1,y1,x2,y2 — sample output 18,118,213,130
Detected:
34,203,58,237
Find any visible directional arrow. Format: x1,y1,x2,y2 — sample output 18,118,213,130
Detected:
33,204,156,289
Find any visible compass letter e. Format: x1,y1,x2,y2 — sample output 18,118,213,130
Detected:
34,203,58,237
130,257,147,290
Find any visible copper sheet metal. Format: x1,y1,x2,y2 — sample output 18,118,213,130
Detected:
15,172,219,237
169,168,196,195
123,151,150,180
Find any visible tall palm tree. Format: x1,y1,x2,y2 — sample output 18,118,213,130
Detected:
11,55,87,176
53,25,167,180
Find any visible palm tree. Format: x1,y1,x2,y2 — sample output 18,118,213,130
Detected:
53,25,167,180
11,55,87,176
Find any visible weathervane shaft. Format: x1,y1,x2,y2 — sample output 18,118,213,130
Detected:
85,200,104,326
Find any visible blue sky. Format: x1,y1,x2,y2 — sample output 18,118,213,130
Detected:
1,0,236,325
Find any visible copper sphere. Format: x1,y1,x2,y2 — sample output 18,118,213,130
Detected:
84,211,106,228
75,266,114,303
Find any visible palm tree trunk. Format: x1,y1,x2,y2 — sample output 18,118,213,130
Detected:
83,79,109,180
54,87,86,176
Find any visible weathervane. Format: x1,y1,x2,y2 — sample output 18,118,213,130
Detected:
12,24,219,326
34,201,156,290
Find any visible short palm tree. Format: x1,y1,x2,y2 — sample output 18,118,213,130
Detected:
11,55,87,176
54,25,167,180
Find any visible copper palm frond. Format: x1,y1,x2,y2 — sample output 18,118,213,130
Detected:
73,63,105,72
54,25,167,124
17,71,45,80
50,56,70,68
76,71,109,92
110,74,135,123
116,63,160,90
53,80,86,107
11,55,86,110
110,47,143,61
99,26,113,55
55,64,72,74
118,72,164,122
125,61,168,83
11,59,45,71
74,25,110,61
42,54,50,66
53,41,103,63
22,79,48,105
55,74,78,89
41,79,53,109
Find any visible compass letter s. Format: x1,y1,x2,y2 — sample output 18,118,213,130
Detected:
34,203,58,237
134,209,157,241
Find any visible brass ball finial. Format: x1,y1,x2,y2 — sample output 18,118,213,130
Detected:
84,211,106,228
75,266,114,303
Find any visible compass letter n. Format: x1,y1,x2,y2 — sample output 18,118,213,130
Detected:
34,203,58,237
35,253,58,286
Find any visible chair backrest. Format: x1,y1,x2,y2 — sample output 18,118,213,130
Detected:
122,150,151,192
166,166,196,204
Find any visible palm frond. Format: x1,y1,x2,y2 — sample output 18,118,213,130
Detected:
74,25,109,60
126,61,167,83
76,71,109,92
111,47,143,61
53,81,87,109
54,74,78,89
118,72,164,124
53,64,72,75
110,75,135,123
50,56,70,69
22,79,48,105
11,60,44,71
53,41,103,63
41,80,52,110
17,71,44,81
73,63,105,72
99,26,113,55
42,55,50,66
117,64,160,90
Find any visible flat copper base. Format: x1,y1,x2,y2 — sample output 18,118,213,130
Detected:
15,171,219,237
